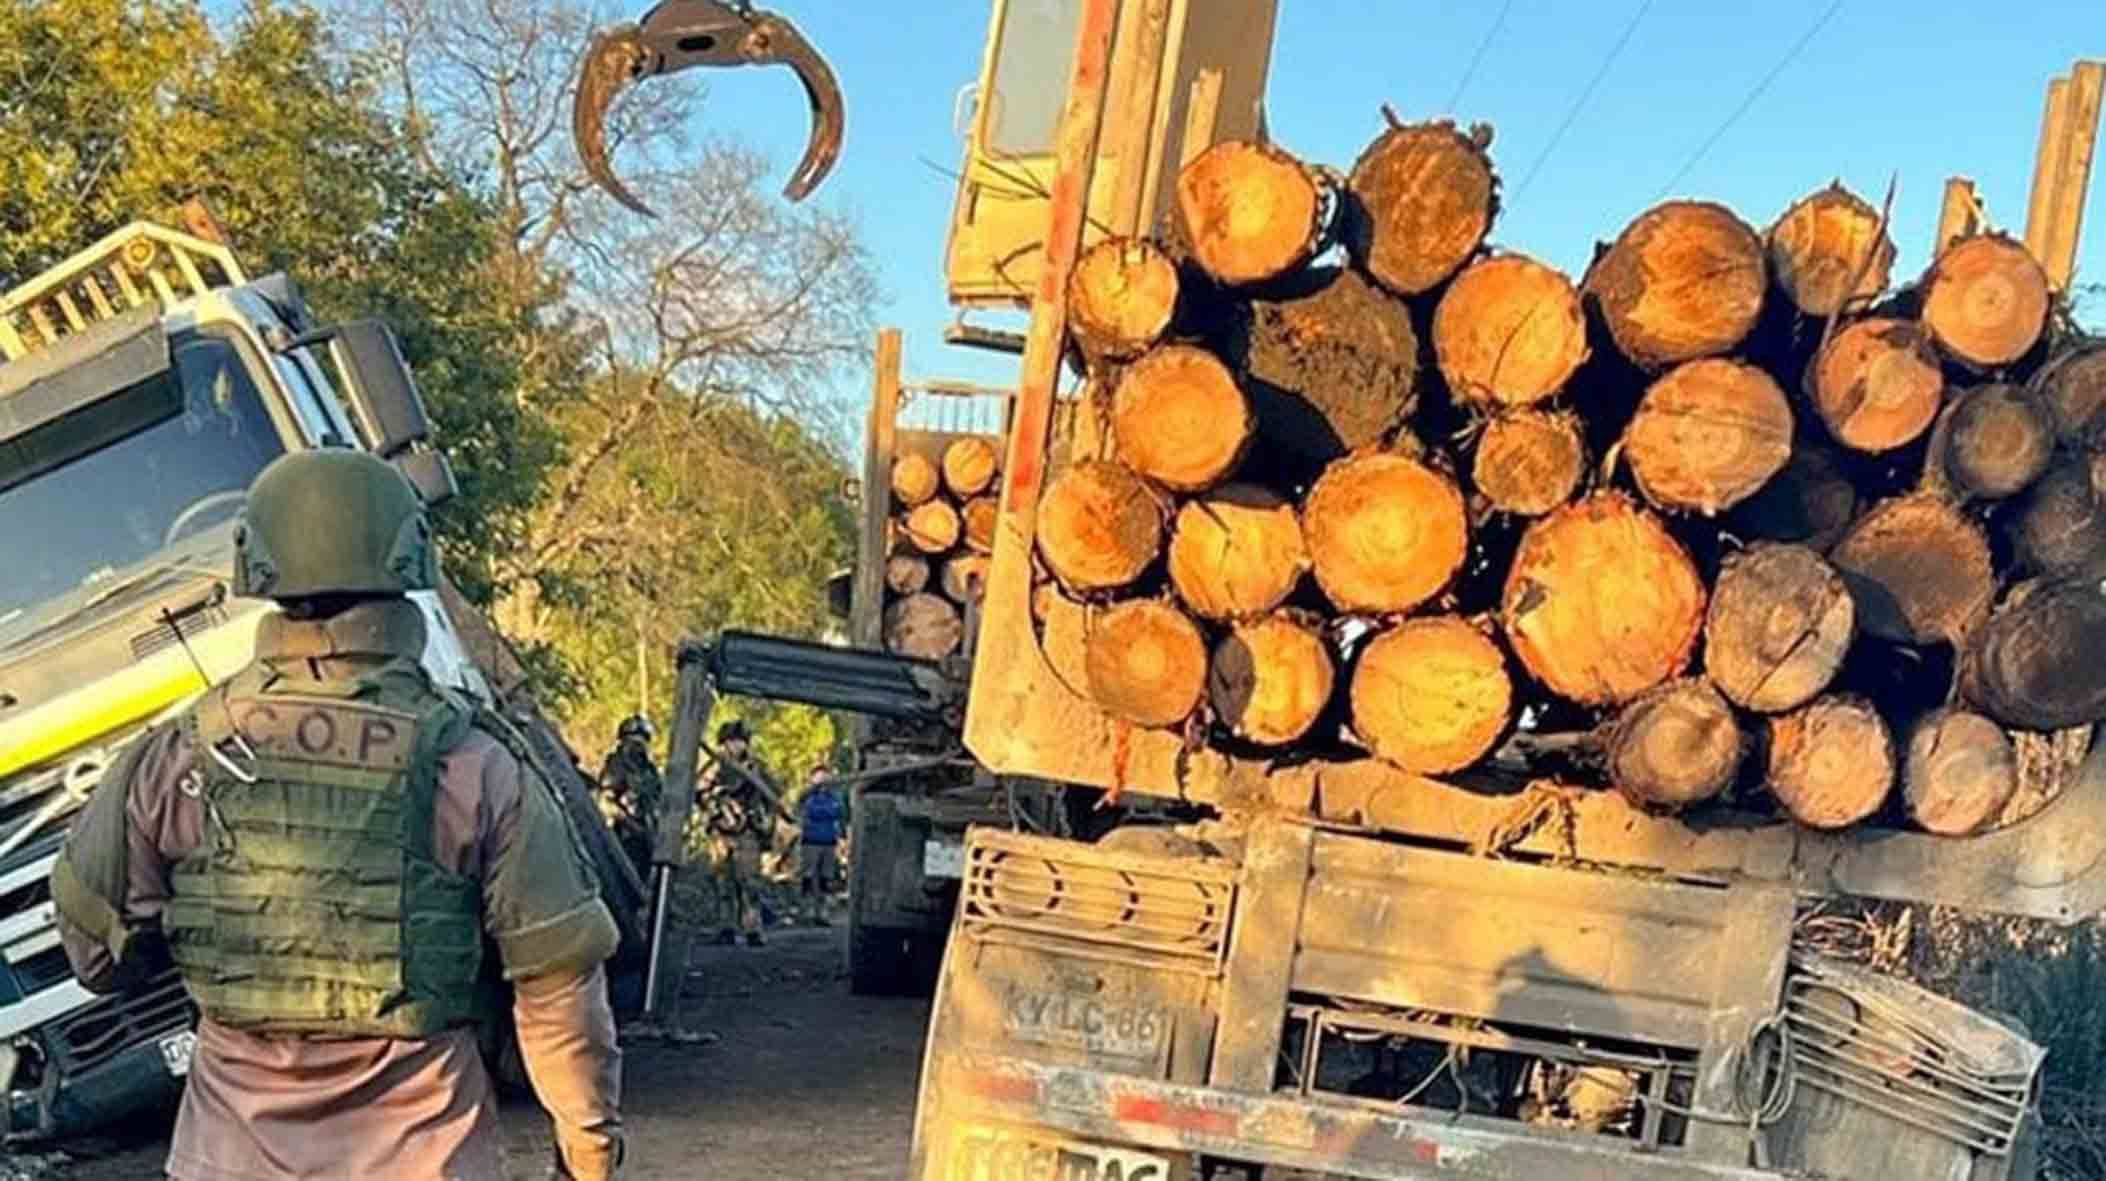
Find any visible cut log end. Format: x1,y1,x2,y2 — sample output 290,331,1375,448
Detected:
884,593,964,661
942,554,992,605
890,452,940,508
1726,444,1857,552
1112,344,1254,492
1625,358,1794,515
1434,254,1587,408
1084,599,1208,728
1167,484,1309,621
1939,384,2054,500
1767,183,1895,317
1588,201,1767,369
1069,237,1180,360
1828,494,1994,645
1502,493,1707,706
1238,267,1419,480
942,437,1000,499
1351,616,1512,773
1175,140,1325,287
884,555,930,597
2011,460,2106,577
2032,344,2106,446
1346,120,1498,296
902,500,962,555
1607,679,1744,810
1305,453,1469,615
963,495,999,554
1767,696,1896,830
1904,709,2019,836
1210,614,1337,745
1704,543,1854,713
1962,579,2106,731
1036,460,1164,593
1922,235,2050,369
1808,318,1944,453
1473,409,1585,516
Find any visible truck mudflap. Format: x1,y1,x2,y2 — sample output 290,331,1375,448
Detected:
916,1049,1778,1181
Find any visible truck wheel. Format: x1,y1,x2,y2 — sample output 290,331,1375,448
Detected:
849,919,914,997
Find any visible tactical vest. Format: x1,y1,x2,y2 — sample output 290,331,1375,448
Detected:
163,657,493,1038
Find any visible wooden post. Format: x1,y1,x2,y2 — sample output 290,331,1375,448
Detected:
1933,177,1980,258
2040,61,2103,291
644,639,718,1023
2024,75,2073,267
856,329,903,650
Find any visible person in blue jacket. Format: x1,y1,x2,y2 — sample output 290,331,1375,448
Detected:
796,767,848,926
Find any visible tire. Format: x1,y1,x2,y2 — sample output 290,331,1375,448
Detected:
848,918,915,997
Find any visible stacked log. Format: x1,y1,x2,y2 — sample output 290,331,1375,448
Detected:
1016,118,2096,840
880,436,1008,659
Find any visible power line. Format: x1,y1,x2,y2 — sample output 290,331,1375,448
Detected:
1653,0,1846,198
1446,0,1516,114
1513,0,1659,202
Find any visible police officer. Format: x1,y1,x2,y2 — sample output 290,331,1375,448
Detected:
699,720,788,947
51,450,622,1181
599,714,662,882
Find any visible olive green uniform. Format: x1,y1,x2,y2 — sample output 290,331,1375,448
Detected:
598,738,662,879
699,758,780,937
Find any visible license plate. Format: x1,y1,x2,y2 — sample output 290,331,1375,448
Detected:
949,1125,1171,1180
159,1030,197,1078
1003,985,1169,1062
924,838,965,879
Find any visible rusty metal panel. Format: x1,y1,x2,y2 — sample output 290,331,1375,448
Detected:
1207,819,1312,1094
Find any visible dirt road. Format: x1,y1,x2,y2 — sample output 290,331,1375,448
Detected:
43,921,933,1181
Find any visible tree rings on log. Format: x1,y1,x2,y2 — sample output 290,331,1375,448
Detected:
1237,267,1419,479
1432,254,1587,408
1502,493,1707,706
1068,237,1179,360
1084,599,1208,728
1111,344,1254,492
1345,119,1497,296
1767,696,1895,830
1036,460,1164,593
891,452,940,508
1167,484,1309,621
2010,459,2106,576
884,593,964,660
1586,201,1767,369
1174,140,1326,287
1767,183,1895,317
1625,358,1793,515
884,555,930,596
1938,383,2054,500
2031,344,2106,446
902,500,962,554
1828,494,1994,645
943,437,1000,499
1209,613,1336,745
1807,318,1944,453
1304,453,1469,615
1704,543,1854,713
1921,235,2050,369
1351,616,1512,773
1961,579,2106,731
962,496,998,554
1903,709,2019,836
1473,409,1585,516
1726,444,1857,553
1606,678,1743,811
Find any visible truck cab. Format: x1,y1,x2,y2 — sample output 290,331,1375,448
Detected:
0,220,489,1140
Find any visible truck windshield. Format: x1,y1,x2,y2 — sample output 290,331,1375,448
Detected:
0,330,285,635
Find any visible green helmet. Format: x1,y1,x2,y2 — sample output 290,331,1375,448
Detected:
234,450,438,600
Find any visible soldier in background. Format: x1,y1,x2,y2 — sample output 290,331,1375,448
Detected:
598,714,661,882
699,720,789,947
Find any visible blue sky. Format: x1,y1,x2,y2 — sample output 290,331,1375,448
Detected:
705,1,2104,413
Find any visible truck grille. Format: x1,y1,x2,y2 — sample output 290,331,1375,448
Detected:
45,971,192,1075
960,829,1234,972
130,604,229,661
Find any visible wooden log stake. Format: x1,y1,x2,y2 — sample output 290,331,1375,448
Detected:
1767,696,1895,830
1174,140,1326,287
1068,237,1180,360
891,452,940,508
1433,254,1588,409
884,592,964,660
1111,344,1254,492
942,555,992,605
1473,409,1586,516
2010,457,2106,576
1032,583,1092,698
1725,443,1858,552
1807,318,1944,453
1237,267,1419,476
1605,678,1744,811
943,437,1000,499
1828,493,1995,645
1084,599,1208,728
2030,343,2106,446
1345,119,1498,296
1350,616,1512,773
1167,484,1309,621
901,500,962,554
884,555,930,597
1625,358,1794,515
1502,493,1707,706
1903,709,2019,836
1209,613,1336,745
1036,460,1164,593
962,495,999,554
1304,453,1469,615
1921,235,2051,369
1768,183,1896,317
1961,578,2106,731
1936,383,2054,500
1586,201,1767,369
1703,543,1854,713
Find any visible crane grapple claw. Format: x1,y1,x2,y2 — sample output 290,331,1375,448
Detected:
573,0,844,216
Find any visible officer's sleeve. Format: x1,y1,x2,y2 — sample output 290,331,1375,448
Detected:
52,724,187,993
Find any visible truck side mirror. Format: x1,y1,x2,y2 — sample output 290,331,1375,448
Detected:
288,320,430,457
394,448,460,508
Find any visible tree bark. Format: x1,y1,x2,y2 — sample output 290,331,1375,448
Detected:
1725,443,1857,552
1111,344,1254,492
1921,234,2051,369
1209,613,1336,745
962,495,999,554
891,452,940,508
1585,201,1767,369
1174,139,1326,287
1345,119,1498,296
1502,492,1707,706
1806,317,1944,453
1828,493,1995,645
1350,616,1512,773
1766,696,1895,830
2031,342,2106,446
1084,599,1208,728
884,554,930,596
1605,678,1744,810
1036,459,1164,593
2010,457,2106,577
1935,383,2054,500
1704,543,1855,713
1766,183,1895,317
1473,409,1586,516
1304,452,1469,615
1233,267,1420,481
884,592,963,660
943,436,1000,499
901,499,962,555
1903,709,2019,836
1961,578,2106,730
1624,358,1794,515
1167,483,1309,621
1068,237,1179,360
942,555,991,605
1433,253,1587,409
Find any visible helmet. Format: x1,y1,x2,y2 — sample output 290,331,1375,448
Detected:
717,719,751,745
618,715,654,742
235,450,437,600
